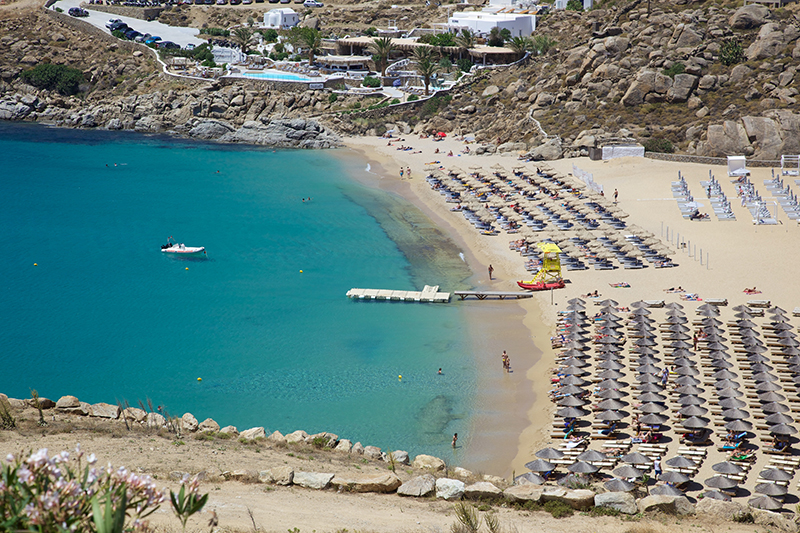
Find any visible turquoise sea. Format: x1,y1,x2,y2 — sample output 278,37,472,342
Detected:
0,122,477,462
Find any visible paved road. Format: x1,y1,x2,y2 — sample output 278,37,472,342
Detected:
53,0,203,47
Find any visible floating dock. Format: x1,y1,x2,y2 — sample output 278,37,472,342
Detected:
454,291,534,300
346,285,450,303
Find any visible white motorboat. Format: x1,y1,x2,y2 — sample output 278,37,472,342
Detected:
161,238,206,256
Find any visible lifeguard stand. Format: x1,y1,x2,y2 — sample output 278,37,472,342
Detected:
727,155,749,177
781,155,800,177
531,242,562,283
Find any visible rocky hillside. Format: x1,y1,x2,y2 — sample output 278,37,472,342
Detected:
335,1,800,160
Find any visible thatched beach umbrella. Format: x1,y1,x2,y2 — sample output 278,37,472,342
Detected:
596,410,626,422
665,456,696,468
639,391,667,402
515,472,546,485
651,484,684,497
613,465,644,479
704,476,737,490
679,405,708,417
719,397,747,409
568,461,600,474
766,413,794,425
677,395,706,406
640,413,669,425
755,483,788,497
604,478,635,492
621,452,651,466
675,385,704,395
596,389,628,399
535,447,565,460
557,407,589,418
682,416,709,429
659,471,690,484
749,495,782,510
769,423,797,435
558,396,587,407
640,402,668,414
759,468,793,481
725,419,753,431
712,462,744,475
718,388,743,398
762,402,790,414
702,491,732,502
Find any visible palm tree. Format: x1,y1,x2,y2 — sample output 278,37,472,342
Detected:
288,27,322,65
231,27,255,56
412,46,439,96
531,34,557,56
369,36,395,76
455,28,475,57
507,36,532,59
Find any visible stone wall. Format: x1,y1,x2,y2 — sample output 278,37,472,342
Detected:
219,76,345,93
79,2,165,22
645,151,781,168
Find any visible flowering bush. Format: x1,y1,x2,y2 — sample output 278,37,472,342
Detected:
0,446,207,532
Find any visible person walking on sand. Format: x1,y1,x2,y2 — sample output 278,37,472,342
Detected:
406,167,412,178
488,264,494,280
452,433,458,448
614,189,618,203
399,168,404,178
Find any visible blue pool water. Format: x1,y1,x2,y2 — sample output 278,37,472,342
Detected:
0,123,477,461
242,71,313,82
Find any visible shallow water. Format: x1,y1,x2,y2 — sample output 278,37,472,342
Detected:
0,123,476,460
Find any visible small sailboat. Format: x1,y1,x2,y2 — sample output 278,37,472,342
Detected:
161,237,206,257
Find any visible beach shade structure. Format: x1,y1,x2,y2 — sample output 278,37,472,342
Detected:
651,484,684,497
640,402,668,414
749,495,783,511
598,299,618,307
598,369,626,380
750,363,775,373
769,424,798,435
561,366,588,376
659,471,690,484
640,413,669,425
666,324,692,333
632,346,659,356
753,372,779,383
598,360,626,370
621,452,652,466
712,369,739,381
725,419,753,432
666,302,685,310
766,413,795,425
779,338,800,347
535,447,565,460
736,319,758,329
637,364,661,374
639,392,667,402
604,478,635,492
682,416,709,429
755,483,788,497
704,476,737,490
705,342,729,352
568,461,600,474
665,332,691,341
675,385,704,396
672,357,696,367
567,298,586,306
632,307,651,316
638,383,666,393
701,317,723,327
744,344,768,354
715,379,740,390
674,376,701,386
720,397,747,409
712,462,745,475
778,346,800,356
710,359,734,369
762,403,791,414
597,379,626,389
596,410,626,422
598,336,624,345
597,389,628,399
525,459,556,472
597,399,628,410
679,405,709,417
634,338,658,347
577,449,608,462
759,391,787,403
702,491,732,502
721,409,750,420
514,472,545,485
666,456,697,468
674,366,700,376
636,374,660,383
557,407,589,418
669,341,693,350
558,396,588,407
677,395,706,406
559,376,588,387
561,357,590,368
636,356,662,366
613,465,644,479
719,388,744,398
759,468,794,481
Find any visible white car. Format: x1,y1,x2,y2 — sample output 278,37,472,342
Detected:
303,0,323,6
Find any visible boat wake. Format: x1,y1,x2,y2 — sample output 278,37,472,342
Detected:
365,163,372,173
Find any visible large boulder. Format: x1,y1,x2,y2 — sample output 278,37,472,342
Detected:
746,24,787,61
90,403,120,419
697,120,751,157
219,425,238,436
435,478,465,500
622,70,657,106
292,471,334,490
267,430,286,444
695,497,745,521
306,432,338,448
503,484,544,503
146,412,166,428
259,466,294,485
330,472,402,493
464,482,502,500
334,439,352,453
595,492,638,514
730,4,770,29
673,24,703,48
187,119,234,140
384,450,409,465
529,137,562,161
397,474,436,497
541,486,568,501
197,418,220,433
285,430,308,444
752,508,800,532
363,446,383,460
412,454,446,471
56,395,80,410
26,397,55,409
637,494,695,515
667,73,699,102
482,85,500,97
181,413,199,432
562,489,595,510
122,407,146,423
741,116,784,160
239,427,266,440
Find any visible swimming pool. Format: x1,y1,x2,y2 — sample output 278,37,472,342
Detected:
243,71,313,82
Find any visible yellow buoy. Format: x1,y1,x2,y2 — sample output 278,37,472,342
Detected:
34,263,38,266
398,375,402,381
185,267,189,270
197,377,202,381
300,270,303,273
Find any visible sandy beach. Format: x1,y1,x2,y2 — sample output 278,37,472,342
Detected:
343,132,800,490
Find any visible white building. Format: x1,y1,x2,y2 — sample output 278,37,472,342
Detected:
447,11,536,37
263,8,299,30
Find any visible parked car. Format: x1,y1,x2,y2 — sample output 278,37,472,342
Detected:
242,0,252,4
230,0,241,5
303,0,323,6
144,35,162,44
185,43,196,50
157,41,180,49
109,21,129,32
68,7,89,16
106,18,122,28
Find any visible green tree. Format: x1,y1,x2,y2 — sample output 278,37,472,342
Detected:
438,56,453,72
531,34,557,56
455,28,476,50
287,26,322,65
369,36,395,77
720,38,744,66
507,36,532,58
566,0,583,10
487,26,504,47
412,46,439,96
231,27,255,56
262,28,279,42
364,26,378,36
20,63,84,95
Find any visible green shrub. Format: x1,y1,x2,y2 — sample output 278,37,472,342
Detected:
352,102,361,109
566,0,583,10
587,505,621,517
217,431,232,439
262,28,278,42
0,397,15,429
112,29,125,39
328,93,338,103
205,27,230,37
54,6,62,12
408,94,419,101
420,94,452,117
418,32,456,47
20,63,84,95
543,500,573,518
662,62,685,78
720,38,744,66
456,58,474,72
362,76,381,88
364,26,378,37
733,511,754,523
642,137,674,153
390,98,400,104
